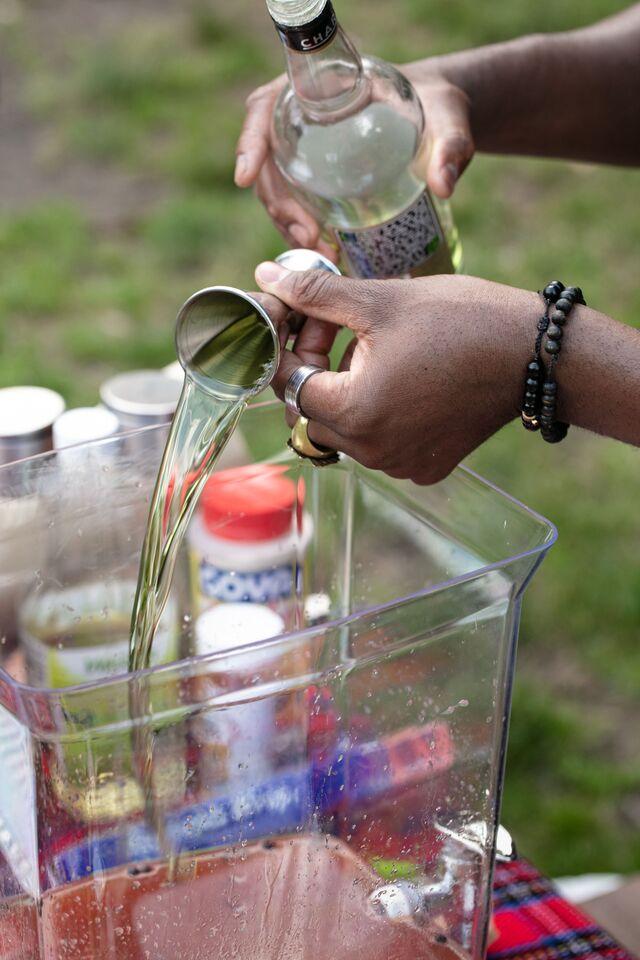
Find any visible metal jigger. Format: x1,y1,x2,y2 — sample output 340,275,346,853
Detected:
175,249,340,400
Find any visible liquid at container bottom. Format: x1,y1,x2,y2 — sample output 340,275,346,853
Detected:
1,835,471,960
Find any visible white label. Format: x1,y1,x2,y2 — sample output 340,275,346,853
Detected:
0,706,38,897
197,561,295,604
336,191,443,278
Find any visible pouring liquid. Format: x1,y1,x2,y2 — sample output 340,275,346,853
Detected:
126,305,279,870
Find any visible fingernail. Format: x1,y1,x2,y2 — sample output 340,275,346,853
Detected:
234,154,248,184
255,261,287,284
289,224,309,246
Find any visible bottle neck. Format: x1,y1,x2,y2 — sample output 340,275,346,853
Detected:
267,0,367,119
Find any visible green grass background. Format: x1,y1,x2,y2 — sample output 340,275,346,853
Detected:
1,0,639,876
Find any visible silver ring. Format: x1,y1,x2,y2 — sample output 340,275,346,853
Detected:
284,364,324,417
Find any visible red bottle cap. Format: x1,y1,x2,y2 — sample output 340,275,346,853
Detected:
200,464,302,542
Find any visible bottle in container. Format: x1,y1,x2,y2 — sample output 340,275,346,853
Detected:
192,602,285,792
187,464,311,624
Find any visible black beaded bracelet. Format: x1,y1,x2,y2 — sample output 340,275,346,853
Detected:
520,280,585,443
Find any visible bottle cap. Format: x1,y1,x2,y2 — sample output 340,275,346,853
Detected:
99,370,182,427
52,407,120,449
201,464,300,542
0,386,65,438
0,386,66,465
195,602,285,666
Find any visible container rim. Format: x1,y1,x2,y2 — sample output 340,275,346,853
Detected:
0,404,557,707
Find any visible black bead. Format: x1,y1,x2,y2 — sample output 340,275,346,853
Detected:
527,360,541,374
526,377,539,389
551,310,566,325
542,422,569,443
564,286,584,305
543,281,564,302
547,324,563,340
544,339,561,354
555,297,573,314
542,381,557,394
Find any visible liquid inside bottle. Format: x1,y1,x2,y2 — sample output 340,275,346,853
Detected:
267,0,463,278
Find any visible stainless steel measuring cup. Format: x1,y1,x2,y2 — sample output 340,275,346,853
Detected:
175,249,340,399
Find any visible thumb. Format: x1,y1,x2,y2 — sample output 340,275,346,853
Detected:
424,84,474,199
254,262,380,334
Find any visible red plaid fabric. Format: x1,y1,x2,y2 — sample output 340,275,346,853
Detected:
489,860,636,960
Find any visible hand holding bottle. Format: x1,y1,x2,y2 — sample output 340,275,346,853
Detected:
235,69,473,255
235,0,461,278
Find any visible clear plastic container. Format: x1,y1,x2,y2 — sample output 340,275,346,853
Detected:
0,401,556,960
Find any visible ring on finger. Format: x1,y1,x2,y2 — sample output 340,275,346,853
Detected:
284,363,324,417
288,416,340,467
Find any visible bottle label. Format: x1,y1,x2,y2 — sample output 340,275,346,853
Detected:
271,1,337,53
195,558,295,606
335,190,446,279
20,620,177,689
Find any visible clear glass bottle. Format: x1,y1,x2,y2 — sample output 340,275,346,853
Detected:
265,0,462,278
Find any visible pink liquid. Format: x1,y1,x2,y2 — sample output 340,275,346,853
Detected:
2,836,470,960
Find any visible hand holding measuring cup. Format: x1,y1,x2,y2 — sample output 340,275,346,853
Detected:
175,247,342,465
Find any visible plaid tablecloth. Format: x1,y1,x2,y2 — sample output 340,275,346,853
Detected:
489,860,636,960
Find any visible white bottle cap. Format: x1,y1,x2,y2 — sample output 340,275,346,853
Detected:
195,602,285,669
99,370,183,427
0,386,65,438
266,0,326,27
0,386,66,464
52,406,120,449
304,592,332,625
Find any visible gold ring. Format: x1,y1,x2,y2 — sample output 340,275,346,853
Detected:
287,417,340,467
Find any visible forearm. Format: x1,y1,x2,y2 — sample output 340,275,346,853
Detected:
413,4,640,166
555,305,640,444
504,290,640,445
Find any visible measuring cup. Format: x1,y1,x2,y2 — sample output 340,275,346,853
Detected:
175,249,340,398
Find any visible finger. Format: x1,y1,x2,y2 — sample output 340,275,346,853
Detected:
423,85,474,198
235,76,287,186
255,262,383,334
273,348,350,429
293,317,341,368
255,159,321,248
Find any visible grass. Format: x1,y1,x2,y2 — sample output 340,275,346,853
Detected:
1,0,639,878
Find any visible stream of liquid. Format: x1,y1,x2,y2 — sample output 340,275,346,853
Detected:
126,305,277,864
128,307,277,674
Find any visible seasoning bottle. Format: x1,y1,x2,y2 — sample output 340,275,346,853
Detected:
192,602,285,791
187,464,311,624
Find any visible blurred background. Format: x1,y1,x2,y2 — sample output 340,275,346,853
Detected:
1,0,638,877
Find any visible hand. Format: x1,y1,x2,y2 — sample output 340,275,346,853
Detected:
255,263,535,485
235,65,474,256
234,75,336,259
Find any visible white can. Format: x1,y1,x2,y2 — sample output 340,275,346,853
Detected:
192,602,285,790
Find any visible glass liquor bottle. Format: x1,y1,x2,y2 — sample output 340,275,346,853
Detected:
265,0,462,279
